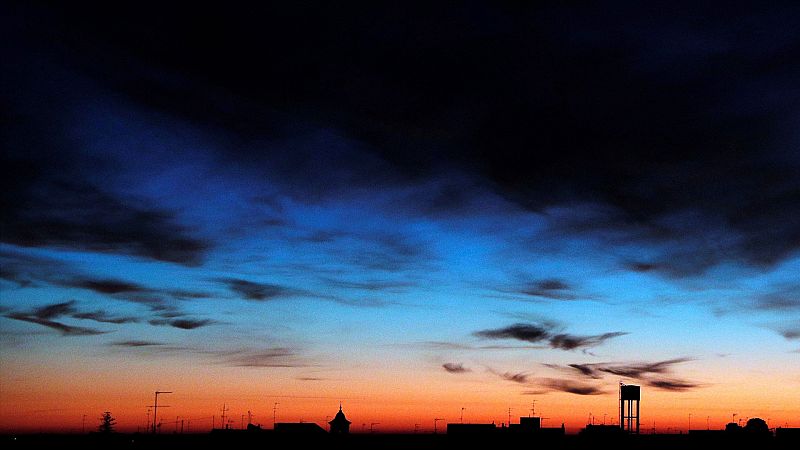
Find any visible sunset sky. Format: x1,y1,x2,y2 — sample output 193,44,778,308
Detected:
2,2,799,434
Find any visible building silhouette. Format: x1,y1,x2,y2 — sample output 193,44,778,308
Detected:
329,404,351,434
273,422,326,434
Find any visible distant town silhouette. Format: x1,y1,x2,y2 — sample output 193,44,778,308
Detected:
4,384,798,450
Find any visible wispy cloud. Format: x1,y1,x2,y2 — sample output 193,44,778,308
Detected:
322,278,415,292
547,358,701,392
2,300,129,336
474,322,627,351
518,278,579,300
109,340,166,347
474,323,551,343
549,332,628,350
595,358,694,378
488,368,530,384
646,378,699,391
527,378,606,396
148,318,215,330
2,178,209,266
752,285,800,312
216,277,301,301
5,314,109,336
777,326,800,340
221,348,307,368
442,362,471,373
71,310,139,324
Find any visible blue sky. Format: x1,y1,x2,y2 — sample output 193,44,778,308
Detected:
2,1,800,431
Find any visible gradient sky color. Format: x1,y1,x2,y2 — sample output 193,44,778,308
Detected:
2,2,800,434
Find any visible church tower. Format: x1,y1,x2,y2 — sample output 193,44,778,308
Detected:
328,403,351,434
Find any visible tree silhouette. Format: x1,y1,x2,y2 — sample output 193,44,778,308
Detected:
98,411,116,433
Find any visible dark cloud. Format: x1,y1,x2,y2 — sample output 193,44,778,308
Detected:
0,250,67,288
64,279,147,295
474,323,626,350
490,369,530,384
4,313,108,336
752,285,800,312
71,310,139,324
548,358,699,390
109,340,166,347
624,262,662,273
534,378,606,396
519,279,578,300
148,318,215,330
567,363,604,379
778,327,800,340
223,348,306,368
216,278,299,301
442,362,470,374
7,3,797,277
2,177,209,266
0,252,210,315
474,323,552,343
2,300,139,334
322,278,415,292
549,332,629,351
596,358,694,379
62,277,209,300
418,341,546,351
32,301,77,320
646,378,700,391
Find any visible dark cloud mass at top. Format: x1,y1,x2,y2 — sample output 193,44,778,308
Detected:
2,2,797,278
2,3,800,278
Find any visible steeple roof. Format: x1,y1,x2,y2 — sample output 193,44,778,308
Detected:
329,404,351,425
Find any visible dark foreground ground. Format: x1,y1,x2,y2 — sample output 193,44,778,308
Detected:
3,431,799,450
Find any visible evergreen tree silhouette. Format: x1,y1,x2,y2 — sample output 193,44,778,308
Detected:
98,411,116,433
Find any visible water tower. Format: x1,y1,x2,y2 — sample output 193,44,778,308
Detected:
619,383,640,434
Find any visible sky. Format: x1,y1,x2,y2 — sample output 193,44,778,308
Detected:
1,1,800,434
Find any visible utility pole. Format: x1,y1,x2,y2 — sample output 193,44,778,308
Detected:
82,414,86,433
273,402,279,428
434,418,444,434
247,410,253,426
370,422,380,433
151,391,172,434
241,415,245,429
707,416,710,430
689,413,692,431
461,407,465,423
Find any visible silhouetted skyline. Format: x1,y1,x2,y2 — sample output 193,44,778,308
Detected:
2,1,800,435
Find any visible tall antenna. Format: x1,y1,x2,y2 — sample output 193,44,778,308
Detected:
151,391,172,434
508,408,512,426
220,404,229,429
460,407,466,423
434,418,444,434
273,402,279,428
82,414,86,434
531,400,536,417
